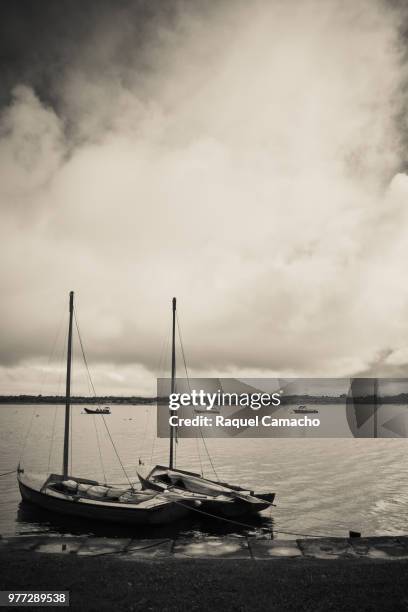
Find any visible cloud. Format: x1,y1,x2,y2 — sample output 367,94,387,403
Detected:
0,85,64,198
1,0,408,394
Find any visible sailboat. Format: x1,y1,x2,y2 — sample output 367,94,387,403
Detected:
83,406,111,415
139,298,275,518
194,407,220,414
17,292,199,525
293,405,318,414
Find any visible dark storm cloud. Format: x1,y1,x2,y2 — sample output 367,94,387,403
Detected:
0,0,189,139
2,0,408,394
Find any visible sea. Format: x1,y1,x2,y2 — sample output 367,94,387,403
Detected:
0,403,407,540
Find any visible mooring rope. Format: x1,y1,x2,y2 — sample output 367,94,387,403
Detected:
167,497,347,539
0,469,17,477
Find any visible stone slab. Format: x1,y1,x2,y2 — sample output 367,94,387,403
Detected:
35,538,84,554
350,537,408,560
119,539,173,560
173,537,251,559
396,536,408,550
298,538,356,559
249,538,302,559
77,537,131,556
3,534,408,562
0,536,42,551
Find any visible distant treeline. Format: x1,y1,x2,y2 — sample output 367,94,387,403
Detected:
282,394,408,404
0,395,156,405
1,393,408,405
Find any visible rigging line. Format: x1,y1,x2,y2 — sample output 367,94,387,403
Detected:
47,322,69,474
93,414,107,484
73,306,131,485
148,324,171,470
84,355,106,484
74,308,130,486
197,427,219,480
0,469,17,477
176,312,219,480
39,299,67,396
55,324,69,469
47,405,58,475
177,315,204,476
148,425,157,471
198,423,219,480
100,414,134,489
176,313,189,378
73,308,97,398
83,356,106,483
19,313,69,468
82,358,106,484
176,312,190,385
174,319,204,478
138,405,150,468
142,324,171,466
195,433,203,477
18,405,36,466
158,323,172,378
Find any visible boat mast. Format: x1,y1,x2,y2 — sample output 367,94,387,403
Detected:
63,291,74,477
169,297,176,469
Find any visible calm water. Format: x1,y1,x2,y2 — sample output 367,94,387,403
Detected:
1,404,408,539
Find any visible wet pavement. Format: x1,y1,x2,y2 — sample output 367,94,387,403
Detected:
1,534,408,561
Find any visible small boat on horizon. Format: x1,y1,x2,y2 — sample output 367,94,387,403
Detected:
194,407,220,414
293,405,319,414
83,406,111,415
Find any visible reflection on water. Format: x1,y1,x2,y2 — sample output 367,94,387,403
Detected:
1,404,408,539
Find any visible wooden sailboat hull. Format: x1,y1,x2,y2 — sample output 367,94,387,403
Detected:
201,495,270,517
18,479,191,526
139,468,274,518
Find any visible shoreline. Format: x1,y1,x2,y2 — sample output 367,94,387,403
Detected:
2,395,408,405
1,533,408,560
0,398,156,405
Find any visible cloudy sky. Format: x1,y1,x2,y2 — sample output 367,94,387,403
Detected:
2,0,408,396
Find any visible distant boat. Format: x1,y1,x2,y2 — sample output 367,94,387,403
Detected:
194,407,220,414
84,407,111,415
293,405,319,414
